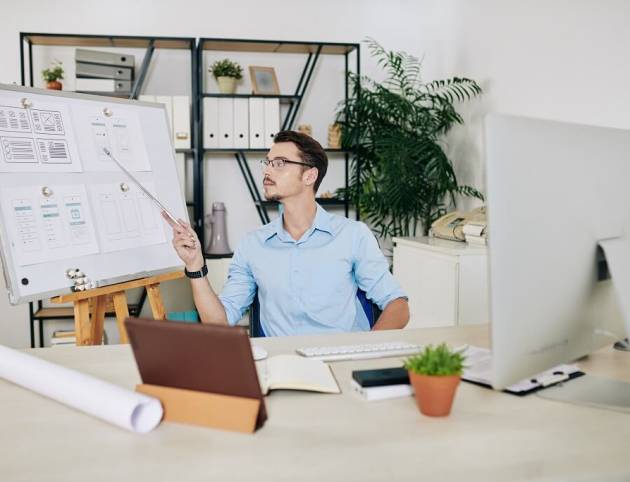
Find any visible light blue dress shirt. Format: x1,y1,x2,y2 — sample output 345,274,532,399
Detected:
219,204,407,336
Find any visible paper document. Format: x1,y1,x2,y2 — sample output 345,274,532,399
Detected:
0,344,162,433
102,147,181,227
0,95,83,173
462,346,582,394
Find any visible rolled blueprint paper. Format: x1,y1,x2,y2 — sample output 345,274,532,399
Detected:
0,345,163,433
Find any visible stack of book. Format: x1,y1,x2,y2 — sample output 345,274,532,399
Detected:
463,221,487,246
50,329,76,347
74,48,135,96
351,367,414,401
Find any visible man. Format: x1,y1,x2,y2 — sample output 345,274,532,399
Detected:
166,131,409,336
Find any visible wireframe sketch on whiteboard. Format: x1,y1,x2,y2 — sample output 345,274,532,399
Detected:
89,181,166,253
0,95,82,173
1,137,38,163
0,106,31,132
0,185,99,266
73,104,150,172
90,116,112,162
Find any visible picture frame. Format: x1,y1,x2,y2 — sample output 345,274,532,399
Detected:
249,66,280,95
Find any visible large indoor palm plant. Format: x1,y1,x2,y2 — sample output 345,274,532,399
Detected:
336,39,483,237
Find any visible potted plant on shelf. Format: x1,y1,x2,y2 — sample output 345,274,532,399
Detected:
404,343,465,417
336,39,484,238
209,59,243,94
42,60,64,90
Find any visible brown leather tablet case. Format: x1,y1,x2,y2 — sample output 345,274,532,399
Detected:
125,317,267,428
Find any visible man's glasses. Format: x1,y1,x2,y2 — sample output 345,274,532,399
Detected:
260,158,315,169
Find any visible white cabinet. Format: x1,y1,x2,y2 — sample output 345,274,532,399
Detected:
393,236,489,328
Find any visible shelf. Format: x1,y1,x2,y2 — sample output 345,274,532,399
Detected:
257,198,348,207
203,148,351,154
199,38,358,55
22,33,194,50
202,94,300,102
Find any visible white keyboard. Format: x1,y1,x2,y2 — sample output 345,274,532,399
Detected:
296,341,423,362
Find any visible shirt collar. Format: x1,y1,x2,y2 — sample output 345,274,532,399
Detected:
261,203,333,243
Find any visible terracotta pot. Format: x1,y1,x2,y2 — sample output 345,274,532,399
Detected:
216,76,237,94
408,372,460,417
46,80,62,90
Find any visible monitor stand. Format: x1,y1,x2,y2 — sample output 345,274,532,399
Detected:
537,375,630,413
539,239,630,411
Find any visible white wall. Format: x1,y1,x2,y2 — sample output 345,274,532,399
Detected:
443,0,630,209
2,0,628,347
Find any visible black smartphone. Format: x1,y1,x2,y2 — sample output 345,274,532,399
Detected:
351,367,409,387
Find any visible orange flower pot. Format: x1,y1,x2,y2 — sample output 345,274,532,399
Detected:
46,81,62,90
408,372,460,417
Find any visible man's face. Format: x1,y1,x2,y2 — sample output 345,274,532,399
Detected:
262,142,316,201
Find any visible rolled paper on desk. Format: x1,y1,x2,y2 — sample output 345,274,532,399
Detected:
0,345,163,433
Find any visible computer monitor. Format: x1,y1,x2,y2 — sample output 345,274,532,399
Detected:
484,113,630,393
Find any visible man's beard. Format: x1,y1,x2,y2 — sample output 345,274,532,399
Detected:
264,192,281,201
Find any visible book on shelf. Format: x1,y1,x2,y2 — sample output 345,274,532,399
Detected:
256,355,340,395
50,330,76,347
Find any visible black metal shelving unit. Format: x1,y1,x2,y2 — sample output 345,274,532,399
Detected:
19,32,197,347
195,38,360,243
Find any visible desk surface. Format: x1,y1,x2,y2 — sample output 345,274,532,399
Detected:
1,325,629,482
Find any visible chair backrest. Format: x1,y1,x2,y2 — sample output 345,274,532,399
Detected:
249,289,379,337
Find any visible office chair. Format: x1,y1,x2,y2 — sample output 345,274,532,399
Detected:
249,289,381,337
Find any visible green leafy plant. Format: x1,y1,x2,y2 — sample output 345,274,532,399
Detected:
336,38,484,237
41,60,64,82
209,59,243,79
404,343,465,376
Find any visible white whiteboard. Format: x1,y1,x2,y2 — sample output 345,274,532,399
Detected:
0,84,187,304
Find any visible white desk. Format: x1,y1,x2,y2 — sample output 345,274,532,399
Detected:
1,326,629,482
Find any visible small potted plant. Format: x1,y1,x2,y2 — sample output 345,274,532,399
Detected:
404,343,465,417
209,59,243,94
42,60,64,90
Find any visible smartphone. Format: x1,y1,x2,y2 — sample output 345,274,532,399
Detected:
351,367,409,387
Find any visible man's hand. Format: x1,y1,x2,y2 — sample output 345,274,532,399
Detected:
162,212,204,271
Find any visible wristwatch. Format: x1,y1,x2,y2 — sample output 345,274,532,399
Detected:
184,263,208,279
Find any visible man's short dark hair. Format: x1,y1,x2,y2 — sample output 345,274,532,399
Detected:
273,130,328,192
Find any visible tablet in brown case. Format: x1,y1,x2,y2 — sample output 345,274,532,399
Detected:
125,317,267,429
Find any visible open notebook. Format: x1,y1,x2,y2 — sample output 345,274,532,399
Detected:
256,355,341,395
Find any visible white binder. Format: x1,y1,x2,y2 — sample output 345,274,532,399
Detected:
203,97,219,149
263,98,280,148
249,98,265,149
172,96,191,149
218,98,234,149
138,95,156,103
174,153,186,201
155,96,173,140
233,98,249,149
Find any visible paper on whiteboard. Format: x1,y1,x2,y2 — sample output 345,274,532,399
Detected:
0,344,162,433
72,103,150,172
89,181,166,253
0,94,83,173
0,184,99,266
